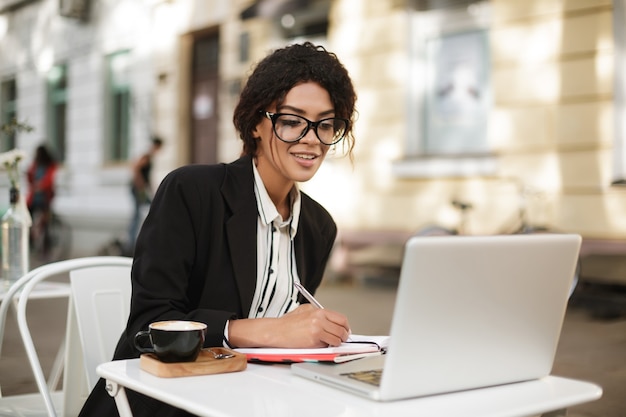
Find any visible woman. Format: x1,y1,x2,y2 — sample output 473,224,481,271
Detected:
26,144,57,257
79,42,357,416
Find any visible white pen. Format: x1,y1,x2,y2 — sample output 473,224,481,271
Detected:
294,281,324,309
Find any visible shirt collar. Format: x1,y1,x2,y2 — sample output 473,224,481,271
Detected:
252,160,301,237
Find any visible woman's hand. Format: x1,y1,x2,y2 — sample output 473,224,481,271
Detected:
228,304,351,349
278,304,351,347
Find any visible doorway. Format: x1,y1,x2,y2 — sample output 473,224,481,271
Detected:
190,32,219,164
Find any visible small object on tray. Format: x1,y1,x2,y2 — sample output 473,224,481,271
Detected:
140,347,247,378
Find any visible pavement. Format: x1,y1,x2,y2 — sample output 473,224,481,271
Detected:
0,274,624,417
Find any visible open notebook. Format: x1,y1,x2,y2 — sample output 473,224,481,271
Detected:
292,234,582,401
235,335,389,363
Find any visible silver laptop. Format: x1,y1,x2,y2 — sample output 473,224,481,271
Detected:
291,233,581,401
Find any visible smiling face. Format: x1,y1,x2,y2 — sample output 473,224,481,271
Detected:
253,82,334,197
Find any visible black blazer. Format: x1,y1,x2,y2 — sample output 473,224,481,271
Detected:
79,155,337,417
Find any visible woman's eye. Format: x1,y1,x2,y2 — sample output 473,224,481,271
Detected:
279,119,303,128
318,121,334,131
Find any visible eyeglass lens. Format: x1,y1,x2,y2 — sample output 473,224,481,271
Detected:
272,114,347,145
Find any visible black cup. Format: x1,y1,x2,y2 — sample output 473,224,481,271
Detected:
134,320,207,363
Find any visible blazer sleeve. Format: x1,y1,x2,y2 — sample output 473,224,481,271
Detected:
123,164,243,351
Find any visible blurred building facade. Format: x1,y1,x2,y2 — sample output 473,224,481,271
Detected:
0,0,625,265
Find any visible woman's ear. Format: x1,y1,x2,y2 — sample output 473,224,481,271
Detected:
252,124,261,140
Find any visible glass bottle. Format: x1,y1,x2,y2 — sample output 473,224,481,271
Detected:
2,186,30,289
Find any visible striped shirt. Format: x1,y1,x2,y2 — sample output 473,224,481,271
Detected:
247,161,302,318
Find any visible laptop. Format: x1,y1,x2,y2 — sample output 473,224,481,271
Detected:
291,233,581,401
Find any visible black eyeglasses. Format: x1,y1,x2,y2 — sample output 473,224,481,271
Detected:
263,112,349,145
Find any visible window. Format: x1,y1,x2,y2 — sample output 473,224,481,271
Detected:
240,0,330,40
47,64,68,161
106,51,131,162
1,78,17,152
239,32,250,63
394,1,495,178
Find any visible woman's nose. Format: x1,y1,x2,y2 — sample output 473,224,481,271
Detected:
299,126,318,144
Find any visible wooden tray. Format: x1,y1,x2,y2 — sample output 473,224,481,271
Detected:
139,348,247,378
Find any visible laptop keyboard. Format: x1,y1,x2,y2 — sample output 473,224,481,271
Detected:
341,369,383,386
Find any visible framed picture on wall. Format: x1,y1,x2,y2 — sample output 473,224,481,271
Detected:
424,29,490,155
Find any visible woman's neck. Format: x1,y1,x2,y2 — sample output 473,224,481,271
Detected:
255,159,294,219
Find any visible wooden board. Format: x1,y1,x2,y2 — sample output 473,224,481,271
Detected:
139,348,247,378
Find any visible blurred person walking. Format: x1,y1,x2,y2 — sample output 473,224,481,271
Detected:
127,137,163,254
26,144,58,258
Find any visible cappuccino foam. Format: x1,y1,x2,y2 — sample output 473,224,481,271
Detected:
151,320,206,331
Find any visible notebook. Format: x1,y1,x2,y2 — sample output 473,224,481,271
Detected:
291,233,581,401
235,334,389,363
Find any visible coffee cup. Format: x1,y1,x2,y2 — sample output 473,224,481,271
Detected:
134,320,207,363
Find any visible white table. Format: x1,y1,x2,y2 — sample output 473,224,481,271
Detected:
98,359,602,417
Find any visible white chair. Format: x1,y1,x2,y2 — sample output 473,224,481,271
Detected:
0,256,133,417
0,264,71,415
64,263,132,414
1,282,72,393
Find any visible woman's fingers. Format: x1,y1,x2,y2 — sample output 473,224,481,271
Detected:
284,306,350,347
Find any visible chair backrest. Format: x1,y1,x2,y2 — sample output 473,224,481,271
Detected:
0,263,70,416
9,256,132,417
68,264,132,390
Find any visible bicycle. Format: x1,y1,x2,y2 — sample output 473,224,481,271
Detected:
417,181,559,236
414,183,581,297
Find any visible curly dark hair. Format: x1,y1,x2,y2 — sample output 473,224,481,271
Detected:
233,42,357,157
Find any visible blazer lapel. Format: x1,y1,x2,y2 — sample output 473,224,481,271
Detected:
294,201,324,288
222,156,258,315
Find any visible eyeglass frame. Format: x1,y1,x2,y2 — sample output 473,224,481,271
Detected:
263,111,349,146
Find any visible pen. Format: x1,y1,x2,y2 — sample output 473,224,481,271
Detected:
294,281,324,309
